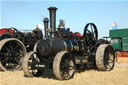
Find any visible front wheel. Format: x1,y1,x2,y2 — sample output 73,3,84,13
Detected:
22,51,44,77
53,51,76,80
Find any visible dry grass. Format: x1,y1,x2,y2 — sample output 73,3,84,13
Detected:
0,63,128,85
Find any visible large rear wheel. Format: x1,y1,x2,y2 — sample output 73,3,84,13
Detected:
0,38,26,71
96,44,115,71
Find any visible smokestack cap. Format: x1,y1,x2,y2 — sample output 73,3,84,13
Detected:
48,7,58,10
43,18,49,22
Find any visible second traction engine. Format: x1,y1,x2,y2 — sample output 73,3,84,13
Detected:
22,7,115,80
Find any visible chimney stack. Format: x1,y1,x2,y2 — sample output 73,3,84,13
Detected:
48,7,58,34
43,18,49,37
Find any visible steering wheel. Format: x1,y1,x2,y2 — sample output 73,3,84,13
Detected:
83,23,98,45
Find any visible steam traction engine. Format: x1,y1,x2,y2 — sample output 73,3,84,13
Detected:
0,27,42,71
22,7,115,80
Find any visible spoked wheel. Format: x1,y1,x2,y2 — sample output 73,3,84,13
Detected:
53,51,76,80
96,44,115,71
23,51,44,77
83,23,98,45
0,38,26,71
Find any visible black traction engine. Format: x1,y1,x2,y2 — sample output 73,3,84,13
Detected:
22,7,115,80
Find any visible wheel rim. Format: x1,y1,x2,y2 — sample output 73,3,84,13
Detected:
60,53,75,80
0,40,25,71
26,52,43,77
104,46,115,71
